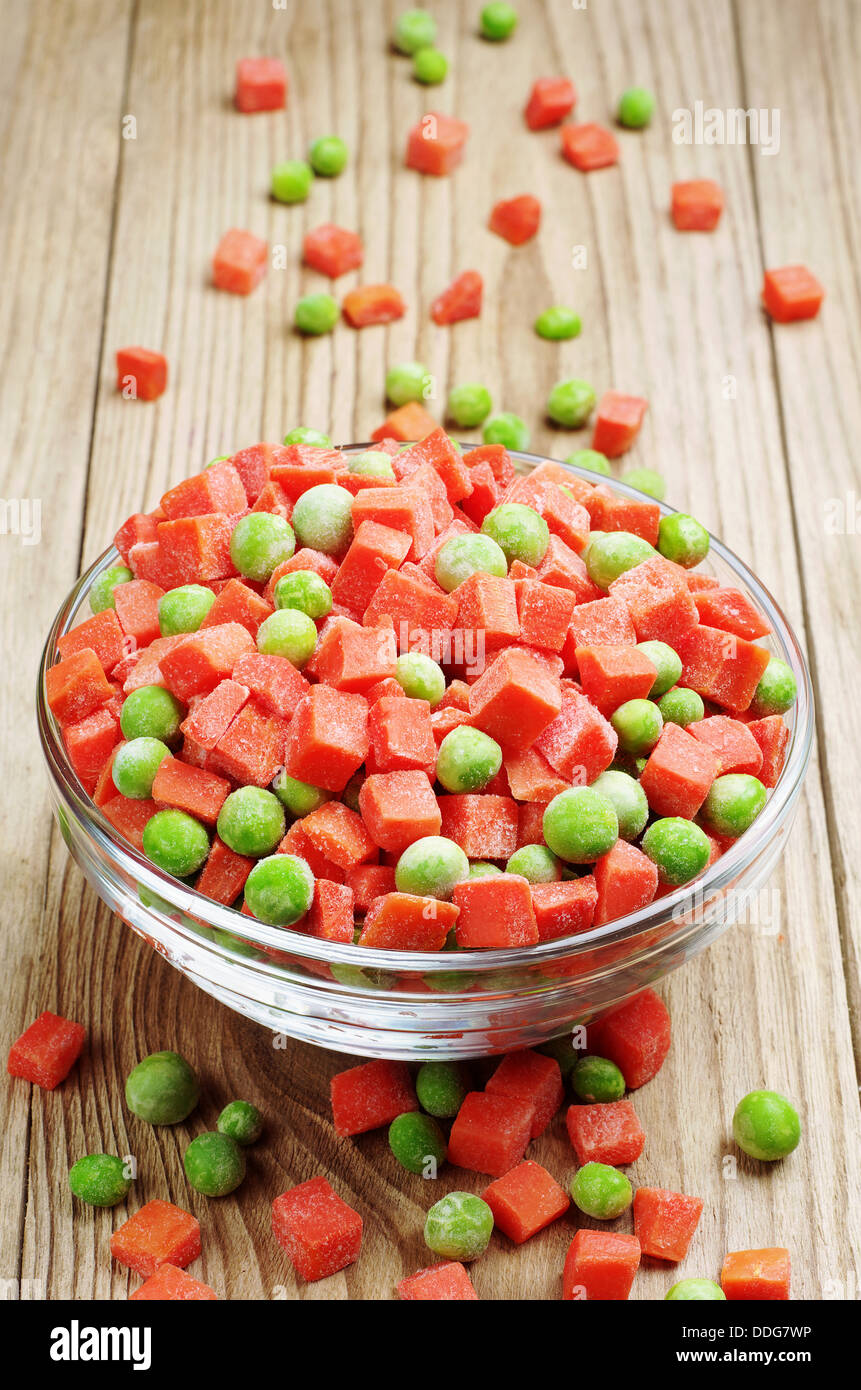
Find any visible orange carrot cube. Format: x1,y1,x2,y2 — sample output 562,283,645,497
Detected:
468,647,562,750
405,111,469,176
671,179,724,231
561,122,619,171
447,1091,535,1176
130,1262,218,1300
234,57,286,112
180,678,250,751
331,521,412,618
47,648,115,727
196,836,254,905
633,1186,704,1262
438,793,518,860
110,1200,201,1277
563,1230,640,1300
312,617,398,693
371,401,438,443
358,770,441,853
368,696,436,774
593,840,659,926
358,892,458,950
591,391,648,458
213,228,267,295
486,1050,564,1137
575,644,658,717
483,1161,569,1243
212,699,288,786
452,873,538,949
762,265,823,323
640,721,719,819
113,579,164,648
342,283,406,328
271,1178,362,1282
721,1247,790,1300
300,800,377,871
588,988,671,1089
431,269,483,324
116,347,168,401
530,878,598,941
303,223,363,278
525,78,576,130
330,1059,418,1136
7,1010,86,1090
231,651,309,719
397,1262,478,1300
151,755,230,824
566,1100,645,1165
489,196,541,245
282,685,369,791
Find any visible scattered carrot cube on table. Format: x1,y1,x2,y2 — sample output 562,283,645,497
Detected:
671,179,724,230
234,57,287,112
330,1058,418,1136
431,269,483,324
130,1263,218,1301
720,1247,791,1300
563,1230,641,1301
448,1090,535,1176
566,1099,646,1166
524,77,576,130
110,1200,201,1277
303,224,363,278
588,988,671,1089
272,1177,363,1282
485,1049,564,1138
212,228,268,295
405,111,469,175
7,1010,86,1090
483,1161,569,1244
591,390,648,457
489,196,541,246
342,283,406,328
397,1261,478,1300
633,1186,704,1262
762,265,824,322
561,122,619,171
116,346,168,401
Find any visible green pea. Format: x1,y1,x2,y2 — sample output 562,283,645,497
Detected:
158,583,216,636
623,466,665,500
570,1162,632,1220
142,809,210,878
395,836,469,899
271,159,314,204
666,1279,726,1301
394,652,446,706
436,725,503,792
655,685,704,727
230,513,295,582
543,787,619,863
468,860,503,879
294,292,340,336
506,844,561,883
283,427,332,447
424,1192,493,1261
120,686,184,744
244,853,315,926
257,609,318,667
348,450,395,479
637,641,682,697
385,360,432,406
534,306,581,341
566,448,611,477
291,483,353,555
90,565,133,614
413,47,448,84
585,531,656,588
415,1061,467,1118
447,383,493,429
217,787,286,857
611,698,663,756
481,502,550,567
641,817,711,886
388,1112,447,1174
393,8,437,53
751,658,797,717
547,378,596,428
69,1154,132,1207
701,773,767,837
308,135,348,177
657,512,710,568
732,1089,801,1161
112,737,171,800
125,1050,200,1125
217,1100,264,1146
272,771,329,817
434,533,508,591
274,569,333,619
617,86,655,128
589,769,648,841
480,2,518,40
571,1055,626,1103
184,1131,246,1197
482,413,530,451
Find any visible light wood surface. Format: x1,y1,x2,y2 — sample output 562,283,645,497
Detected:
1,0,859,1300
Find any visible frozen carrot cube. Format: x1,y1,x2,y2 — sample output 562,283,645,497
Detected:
575,644,657,717
459,461,499,527
590,391,648,458
397,1262,478,1300
63,706,121,792
303,223,363,278
7,1010,86,1090
486,1050,564,1138
199,578,272,637
396,428,473,505
331,521,412,618
505,476,591,553
531,878,598,941
762,265,823,323
692,587,770,641
113,579,164,648
535,688,618,783
563,1230,640,1301
272,1178,362,1282
447,1091,535,1177
110,1201,201,1277
154,514,237,586
721,1247,790,1300
368,696,436,774
468,648,562,750
180,678,250,751
405,111,469,176
438,794,519,859
47,648,115,727
483,1161,569,1244
302,880,355,942
515,581,576,654
566,1100,645,1165
235,57,287,112
489,195,541,245
151,755,230,824
689,714,764,776
517,800,547,848
747,716,789,788
675,624,771,712
560,122,619,171
212,699,288,786
231,651,309,719
430,269,483,324
352,487,434,562
455,572,519,651
279,821,344,883
588,988,671,1089
130,1263,217,1300
671,179,724,231
504,746,568,803
213,228,268,295
115,511,159,563
371,401,438,443
640,721,718,819
101,795,158,851
593,840,659,927
160,461,247,520
363,569,458,649
452,873,538,949
282,685,369,791
345,864,396,913
537,535,600,602
358,892,458,950
525,77,576,130
116,346,168,401
342,283,406,328
359,770,441,853
312,617,397,693
56,610,125,674
160,623,254,702
196,837,254,906
330,1059,418,1136
300,800,377,871
633,1187,703,1262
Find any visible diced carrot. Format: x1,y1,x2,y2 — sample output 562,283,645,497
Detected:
160,461,247,520
312,617,398,693
530,878,598,941
693,587,771,640
633,1187,703,1262
486,1050,564,1138
762,265,824,323
47,648,115,727
212,699,289,786
515,580,576,654
196,837,254,905
271,1178,362,1283
282,685,369,791
299,800,377,871
368,696,436,774
116,347,168,401
517,801,546,848
483,1162,569,1244
589,988,671,1089
57,609,126,675
278,822,345,884
130,1263,218,1300
342,283,406,328
468,647,562,750
331,521,412,619
535,687,618,783
560,122,619,171
452,874,538,948
151,755,230,824
7,1010,86,1090
303,223,363,278
609,556,699,645
640,721,719,819
464,443,515,490
330,1058,418,1136
160,623,254,702
264,547,339,602
371,401,438,443
231,651,309,719
431,270,483,324
199,578,272,636
563,1230,640,1301
537,535,601,601
397,1262,478,1300
364,568,459,650
358,892,458,950
505,476,591,553
524,77,576,130
675,625,771,712
721,1247,790,1301
447,1091,535,1177
671,179,724,231
504,745,568,802
234,57,286,112
153,514,236,585
747,715,789,788
345,864,396,913
352,486,434,562
101,795,158,851
359,770,441,853
114,511,159,563
213,228,268,295
689,714,764,776
63,705,121,792
593,840,659,927
566,1100,645,1165
405,111,469,176
113,579,164,648
459,462,499,527
455,572,520,652
591,391,648,458
110,1201,201,1278
300,879,355,942
438,794,519,859
575,644,658,717
180,678,250,750
488,196,541,246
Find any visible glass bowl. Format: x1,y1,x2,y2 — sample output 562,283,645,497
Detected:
37,448,814,1059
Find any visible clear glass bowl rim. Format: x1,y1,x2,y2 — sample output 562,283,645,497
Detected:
37,446,814,976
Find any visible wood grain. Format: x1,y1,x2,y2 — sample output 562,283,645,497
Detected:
1,0,859,1300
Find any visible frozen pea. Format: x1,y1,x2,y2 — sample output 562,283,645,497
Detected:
751,658,797,717
585,531,656,589
436,725,503,792
257,608,318,667
90,565,133,614
543,787,619,862
348,450,395,479
217,787,286,857
388,1111,447,1174
641,817,711,886
184,1131,245,1197
393,8,437,53
623,466,665,500
481,502,550,567
230,513,295,583
394,652,446,706
308,135,348,177
589,769,649,841
435,532,508,591
125,1050,200,1125
294,293,340,336
547,378,596,429
112,737,171,799
69,1154,132,1207
217,1100,264,1146
468,860,503,879
272,771,329,817
142,809,210,878
571,1054,626,1103
570,1163,632,1220
506,843,562,883
424,1192,493,1261
666,1279,726,1301
158,583,216,636
637,640,682,698
415,1060,467,1117
447,383,493,428
657,512,710,568
701,774,767,837
618,86,655,128
482,413,530,451
274,568,333,619
480,2,518,40
566,448,611,477
271,159,314,203
283,427,332,447
120,686,184,743
385,360,431,406
732,1089,801,1161
291,483,353,555
656,686,704,727
395,836,469,899
413,47,448,84
611,698,663,757
244,853,314,926
534,306,581,341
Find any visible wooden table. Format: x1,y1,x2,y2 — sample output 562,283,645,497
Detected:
2,0,860,1301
